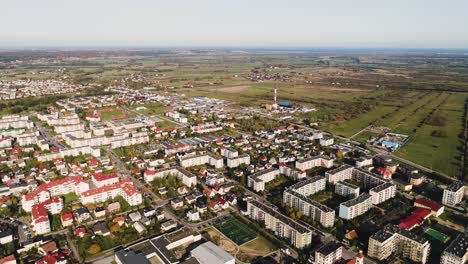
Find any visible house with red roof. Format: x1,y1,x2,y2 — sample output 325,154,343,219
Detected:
60,213,73,227
74,227,86,238
35,252,67,264
414,198,444,217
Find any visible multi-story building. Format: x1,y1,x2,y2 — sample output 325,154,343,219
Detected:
442,181,466,207
283,189,335,228
179,153,224,169
295,155,334,171
368,225,430,264
226,154,250,168
440,232,468,264
352,168,387,188
221,147,238,159
289,176,326,196
247,200,312,248
40,197,64,215
31,204,51,235
247,168,280,192
355,156,373,168
21,176,90,212
144,167,197,187
92,173,120,188
335,181,360,198
80,180,142,206
315,242,343,264
339,193,372,220
369,182,396,205
325,165,353,184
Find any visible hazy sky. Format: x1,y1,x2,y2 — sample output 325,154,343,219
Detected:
2,0,468,49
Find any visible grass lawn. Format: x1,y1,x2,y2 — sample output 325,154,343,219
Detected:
100,108,126,120
241,236,277,252
133,102,170,116
215,217,257,245
62,193,79,204
396,93,465,176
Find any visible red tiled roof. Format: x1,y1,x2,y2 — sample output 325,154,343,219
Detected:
92,172,118,182
31,204,49,223
24,176,88,201
61,213,73,222
81,180,138,198
399,208,431,230
414,198,443,212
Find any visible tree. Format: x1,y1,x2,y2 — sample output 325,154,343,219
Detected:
110,224,121,233
296,211,303,219
289,212,296,220
87,244,101,255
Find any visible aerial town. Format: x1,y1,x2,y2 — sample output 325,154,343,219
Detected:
3,2,468,264
0,48,467,264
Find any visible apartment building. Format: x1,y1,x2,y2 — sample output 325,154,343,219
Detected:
352,168,387,188
442,181,466,207
92,173,120,188
314,242,343,264
325,165,353,184
247,168,280,192
283,189,335,228
295,155,334,171
290,176,326,196
368,225,430,264
179,153,224,169
144,167,197,187
221,147,238,159
80,180,142,206
335,181,360,198
226,154,250,168
339,193,372,220
440,232,467,264
31,204,51,235
369,182,396,205
37,146,101,162
247,200,312,248
22,176,90,212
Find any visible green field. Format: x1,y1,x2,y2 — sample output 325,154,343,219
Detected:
215,218,257,245
396,94,465,176
425,228,450,243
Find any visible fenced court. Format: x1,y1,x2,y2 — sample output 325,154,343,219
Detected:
425,228,450,243
214,217,257,245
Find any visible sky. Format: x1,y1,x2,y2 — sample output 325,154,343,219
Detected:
1,0,468,49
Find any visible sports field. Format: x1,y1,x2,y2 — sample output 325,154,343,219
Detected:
425,228,450,243
214,218,257,245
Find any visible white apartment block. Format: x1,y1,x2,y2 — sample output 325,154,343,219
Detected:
226,154,250,168
440,232,467,264
283,190,335,228
319,137,334,147
368,225,430,264
325,165,353,184
54,123,85,134
290,176,326,196
335,181,360,198
0,115,34,130
247,168,280,192
315,242,343,264
296,156,334,171
144,167,197,187
248,200,312,249
37,146,101,162
221,147,238,159
80,180,142,206
339,193,372,220
31,204,51,235
279,165,307,180
180,153,224,169
22,176,90,212
442,181,466,207
111,132,150,149
355,156,373,168
369,182,396,205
